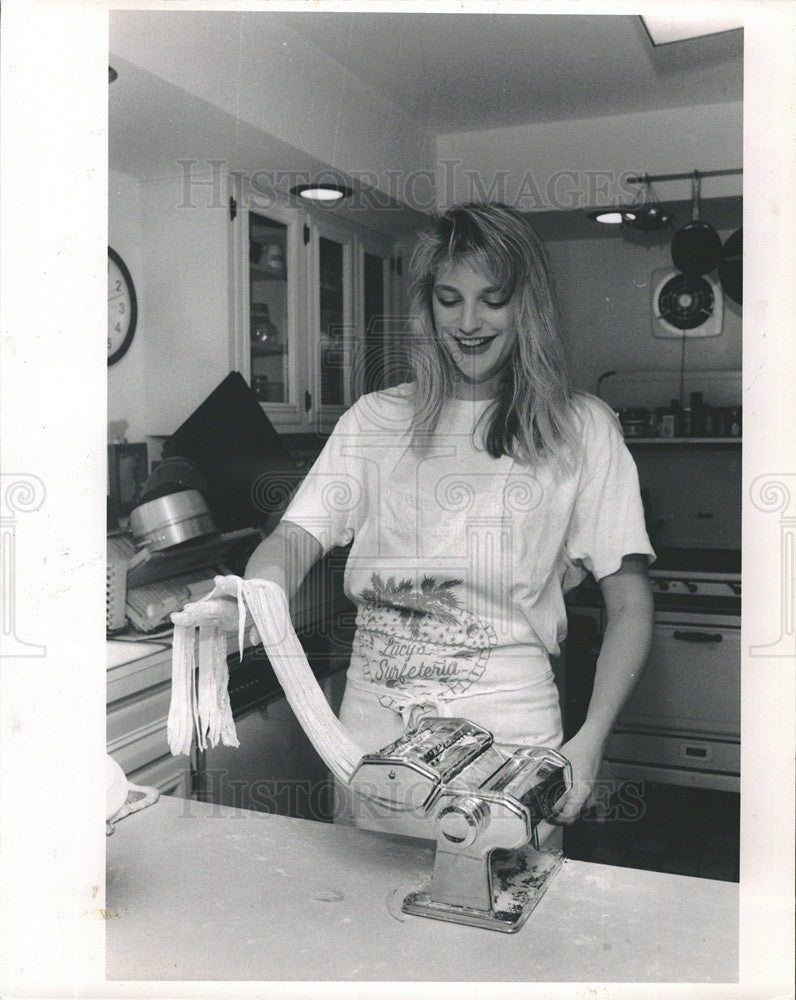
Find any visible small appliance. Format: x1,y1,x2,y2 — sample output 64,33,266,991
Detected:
350,717,571,932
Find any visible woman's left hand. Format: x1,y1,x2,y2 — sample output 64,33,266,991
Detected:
549,724,607,825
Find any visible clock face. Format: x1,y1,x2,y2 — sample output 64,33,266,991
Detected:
108,247,137,365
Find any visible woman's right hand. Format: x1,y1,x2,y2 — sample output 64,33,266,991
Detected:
171,576,261,646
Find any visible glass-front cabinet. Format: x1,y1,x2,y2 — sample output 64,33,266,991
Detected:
230,174,398,433
249,212,291,406
359,233,400,396
309,219,355,426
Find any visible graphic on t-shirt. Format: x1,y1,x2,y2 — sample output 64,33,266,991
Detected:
353,573,498,708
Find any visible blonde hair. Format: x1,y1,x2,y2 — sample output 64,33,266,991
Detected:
407,202,578,465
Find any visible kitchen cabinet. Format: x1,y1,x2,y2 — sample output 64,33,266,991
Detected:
562,598,740,793
106,647,193,798
229,175,398,434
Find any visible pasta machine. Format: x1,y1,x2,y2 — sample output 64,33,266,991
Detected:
349,717,571,932
170,579,571,933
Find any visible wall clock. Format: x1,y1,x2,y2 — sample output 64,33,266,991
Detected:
108,247,137,365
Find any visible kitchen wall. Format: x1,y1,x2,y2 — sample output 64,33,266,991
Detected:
545,223,742,393
108,168,147,442
435,101,743,208
434,101,743,393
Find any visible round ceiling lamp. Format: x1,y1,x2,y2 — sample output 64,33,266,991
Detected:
290,183,353,205
587,204,673,231
587,175,673,232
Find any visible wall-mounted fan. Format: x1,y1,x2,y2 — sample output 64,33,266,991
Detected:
651,268,723,338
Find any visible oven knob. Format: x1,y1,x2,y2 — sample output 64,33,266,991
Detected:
437,797,490,847
658,581,670,592
683,581,698,594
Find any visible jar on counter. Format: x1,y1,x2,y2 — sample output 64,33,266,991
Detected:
681,407,692,437
701,406,716,437
689,392,704,436
620,407,650,438
659,399,681,438
729,406,742,437
659,412,677,438
714,407,731,437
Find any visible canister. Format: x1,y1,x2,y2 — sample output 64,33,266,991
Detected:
702,406,716,437
681,407,692,437
660,412,677,438
621,407,649,438
715,407,731,437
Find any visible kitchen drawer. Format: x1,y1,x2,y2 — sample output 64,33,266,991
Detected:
128,754,192,797
107,647,172,705
107,711,171,776
607,730,740,775
107,682,171,748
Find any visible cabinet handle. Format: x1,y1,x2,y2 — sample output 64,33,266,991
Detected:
305,391,312,412
672,630,723,644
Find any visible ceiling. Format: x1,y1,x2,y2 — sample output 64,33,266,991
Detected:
273,11,743,133
109,11,743,234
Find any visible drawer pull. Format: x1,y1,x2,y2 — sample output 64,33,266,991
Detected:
683,745,708,758
672,630,723,644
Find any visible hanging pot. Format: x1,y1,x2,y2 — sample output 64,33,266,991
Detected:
717,228,742,305
670,172,723,275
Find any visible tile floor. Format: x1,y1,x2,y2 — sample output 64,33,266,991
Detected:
563,782,740,882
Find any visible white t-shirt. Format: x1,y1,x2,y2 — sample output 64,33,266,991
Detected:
283,385,654,747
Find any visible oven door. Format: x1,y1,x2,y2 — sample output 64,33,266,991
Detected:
605,611,740,791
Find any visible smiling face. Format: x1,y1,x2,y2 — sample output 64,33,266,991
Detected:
431,259,518,399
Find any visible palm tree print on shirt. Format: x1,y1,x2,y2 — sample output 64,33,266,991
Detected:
354,573,498,704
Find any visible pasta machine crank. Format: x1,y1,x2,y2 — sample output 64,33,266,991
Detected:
349,717,571,932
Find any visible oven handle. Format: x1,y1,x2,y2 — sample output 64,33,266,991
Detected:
671,629,724,644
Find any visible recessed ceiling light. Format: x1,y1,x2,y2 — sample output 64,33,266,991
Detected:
290,183,353,205
588,211,626,225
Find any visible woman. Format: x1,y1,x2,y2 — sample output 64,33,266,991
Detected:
245,202,654,835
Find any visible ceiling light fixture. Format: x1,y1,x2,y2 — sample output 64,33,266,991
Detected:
588,176,672,232
290,183,353,205
588,209,635,226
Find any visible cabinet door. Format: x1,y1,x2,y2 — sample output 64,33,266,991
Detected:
617,621,740,738
308,219,355,431
357,233,404,397
230,177,308,431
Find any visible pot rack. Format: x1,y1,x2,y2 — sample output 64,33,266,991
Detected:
625,168,742,185
587,168,742,233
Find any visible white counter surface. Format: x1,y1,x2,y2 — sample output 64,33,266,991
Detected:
106,795,738,984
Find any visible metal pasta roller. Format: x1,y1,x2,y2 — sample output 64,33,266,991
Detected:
349,717,571,932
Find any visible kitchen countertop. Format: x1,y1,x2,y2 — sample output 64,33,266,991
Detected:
106,795,738,983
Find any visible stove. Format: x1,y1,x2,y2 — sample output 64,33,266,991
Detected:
566,545,741,794
647,547,740,614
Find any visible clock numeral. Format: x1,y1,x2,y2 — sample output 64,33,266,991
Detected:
115,322,122,333
118,302,126,315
